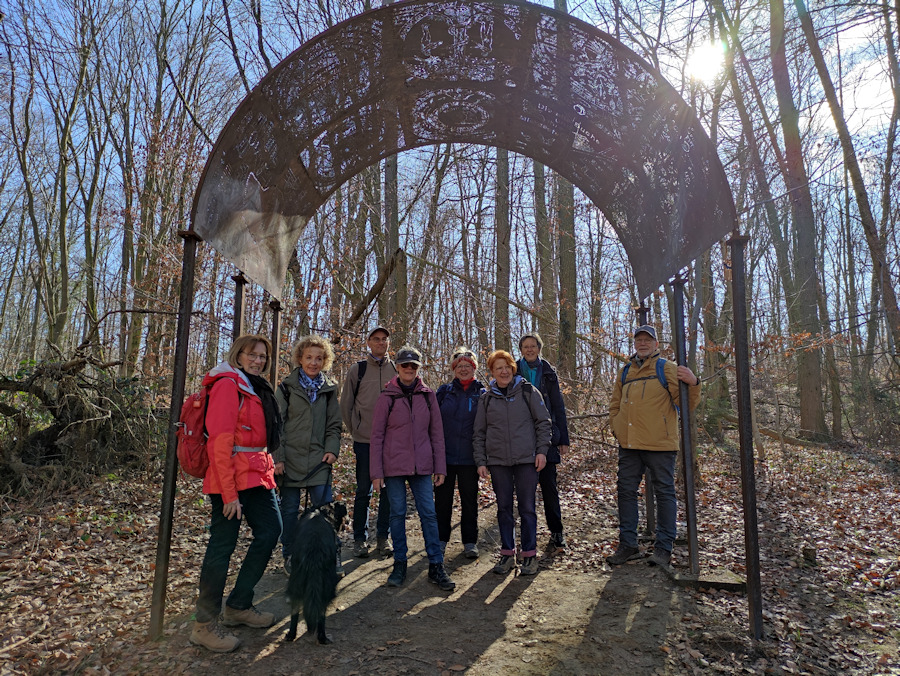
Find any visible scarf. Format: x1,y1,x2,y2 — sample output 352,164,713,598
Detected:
298,370,325,403
241,369,282,452
520,359,541,388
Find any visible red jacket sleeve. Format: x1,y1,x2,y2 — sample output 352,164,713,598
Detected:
369,392,390,480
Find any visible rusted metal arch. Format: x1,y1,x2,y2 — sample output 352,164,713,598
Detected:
190,0,736,301
151,0,761,641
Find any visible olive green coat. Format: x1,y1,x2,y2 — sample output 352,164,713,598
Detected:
274,369,342,487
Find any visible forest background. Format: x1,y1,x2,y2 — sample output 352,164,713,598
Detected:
0,0,898,488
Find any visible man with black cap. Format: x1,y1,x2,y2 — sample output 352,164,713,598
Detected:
340,326,397,558
606,325,700,568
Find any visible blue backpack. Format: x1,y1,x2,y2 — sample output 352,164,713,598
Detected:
621,358,678,412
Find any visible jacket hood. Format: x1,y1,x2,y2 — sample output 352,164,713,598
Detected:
282,367,337,393
488,375,525,397
383,375,431,395
203,362,256,395
630,349,662,367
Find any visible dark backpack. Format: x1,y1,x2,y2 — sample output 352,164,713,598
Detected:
176,376,242,479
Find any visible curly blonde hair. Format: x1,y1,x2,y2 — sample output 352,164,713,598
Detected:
290,334,335,371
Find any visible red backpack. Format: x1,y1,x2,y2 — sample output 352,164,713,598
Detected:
176,375,242,479
176,385,214,479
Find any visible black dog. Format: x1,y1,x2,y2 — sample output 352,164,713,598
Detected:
285,502,347,645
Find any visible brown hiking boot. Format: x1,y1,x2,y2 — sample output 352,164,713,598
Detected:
190,620,241,653
222,605,275,628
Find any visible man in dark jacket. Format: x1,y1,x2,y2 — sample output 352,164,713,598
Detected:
340,326,397,558
517,332,570,551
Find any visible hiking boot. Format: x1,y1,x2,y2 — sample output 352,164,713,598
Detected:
428,562,456,591
190,620,241,653
492,554,517,575
606,545,642,566
353,540,370,558
547,532,566,550
386,560,407,587
375,536,392,557
283,557,292,576
648,547,672,567
520,556,539,575
464,543,479,559
222,605,275,628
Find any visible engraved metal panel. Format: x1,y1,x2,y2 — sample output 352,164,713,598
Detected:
191,0,737,300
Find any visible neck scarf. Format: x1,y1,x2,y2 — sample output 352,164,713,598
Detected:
458,378,474,390
241,369,282,452
520,360,540,388
298,370,325,403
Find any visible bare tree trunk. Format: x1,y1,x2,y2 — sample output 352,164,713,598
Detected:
794,0,900,360
533,160,555,351
770,0,828,439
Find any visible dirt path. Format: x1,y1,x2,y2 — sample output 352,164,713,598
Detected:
159,509,690,676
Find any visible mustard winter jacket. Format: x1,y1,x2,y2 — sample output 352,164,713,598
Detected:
609,352,700,451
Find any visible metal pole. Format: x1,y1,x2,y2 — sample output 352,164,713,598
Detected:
231,272,247,340
269,299,282,385
150,231,200,639
728,234,764,639
671,274,700,575
635,302,656,537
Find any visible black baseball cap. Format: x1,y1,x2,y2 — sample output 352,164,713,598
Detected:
395,347,422,366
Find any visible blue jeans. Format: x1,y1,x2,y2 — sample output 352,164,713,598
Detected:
279,483,333,559
384,475,443,564
196,486,282,623
616,448,677,552
352,441,391,541
488,464,539,557
434,464,480,545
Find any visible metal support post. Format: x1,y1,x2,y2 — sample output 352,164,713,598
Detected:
635,301,655,537
150,231,201,639
269,299,282,385
728,234,764,639
231,272,248,340
671,275,700,575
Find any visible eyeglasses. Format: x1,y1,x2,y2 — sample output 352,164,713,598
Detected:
399,363,419,370
242,352,268,362
452,350,475,360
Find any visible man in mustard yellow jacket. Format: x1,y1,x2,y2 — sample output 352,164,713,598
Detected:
607,326,700,567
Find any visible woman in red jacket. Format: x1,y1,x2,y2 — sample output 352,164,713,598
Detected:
190,335,283,653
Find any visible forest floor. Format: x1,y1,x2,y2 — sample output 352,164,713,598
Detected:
1,432,899,675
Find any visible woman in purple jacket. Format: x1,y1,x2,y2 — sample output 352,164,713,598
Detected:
370,346,455,592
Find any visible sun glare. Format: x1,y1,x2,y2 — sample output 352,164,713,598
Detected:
686,41,726,85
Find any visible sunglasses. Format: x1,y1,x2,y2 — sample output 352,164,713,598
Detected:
399,363,419,370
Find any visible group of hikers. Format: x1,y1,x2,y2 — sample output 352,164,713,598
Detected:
189,324,700,653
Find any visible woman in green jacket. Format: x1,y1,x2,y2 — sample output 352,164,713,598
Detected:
274,334,343,574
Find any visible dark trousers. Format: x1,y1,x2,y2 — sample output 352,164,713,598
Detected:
434,464,480,545
352,441,390,541
489,463,539,557
616,448,677,552
538,461,563,534
196,486,282,623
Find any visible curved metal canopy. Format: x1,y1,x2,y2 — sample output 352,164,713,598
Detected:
191,0,737,300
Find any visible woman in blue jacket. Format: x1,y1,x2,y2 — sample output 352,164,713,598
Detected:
434,347,485,559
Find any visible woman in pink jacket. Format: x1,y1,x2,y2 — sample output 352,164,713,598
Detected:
370,346,454,592
190,335,283,653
